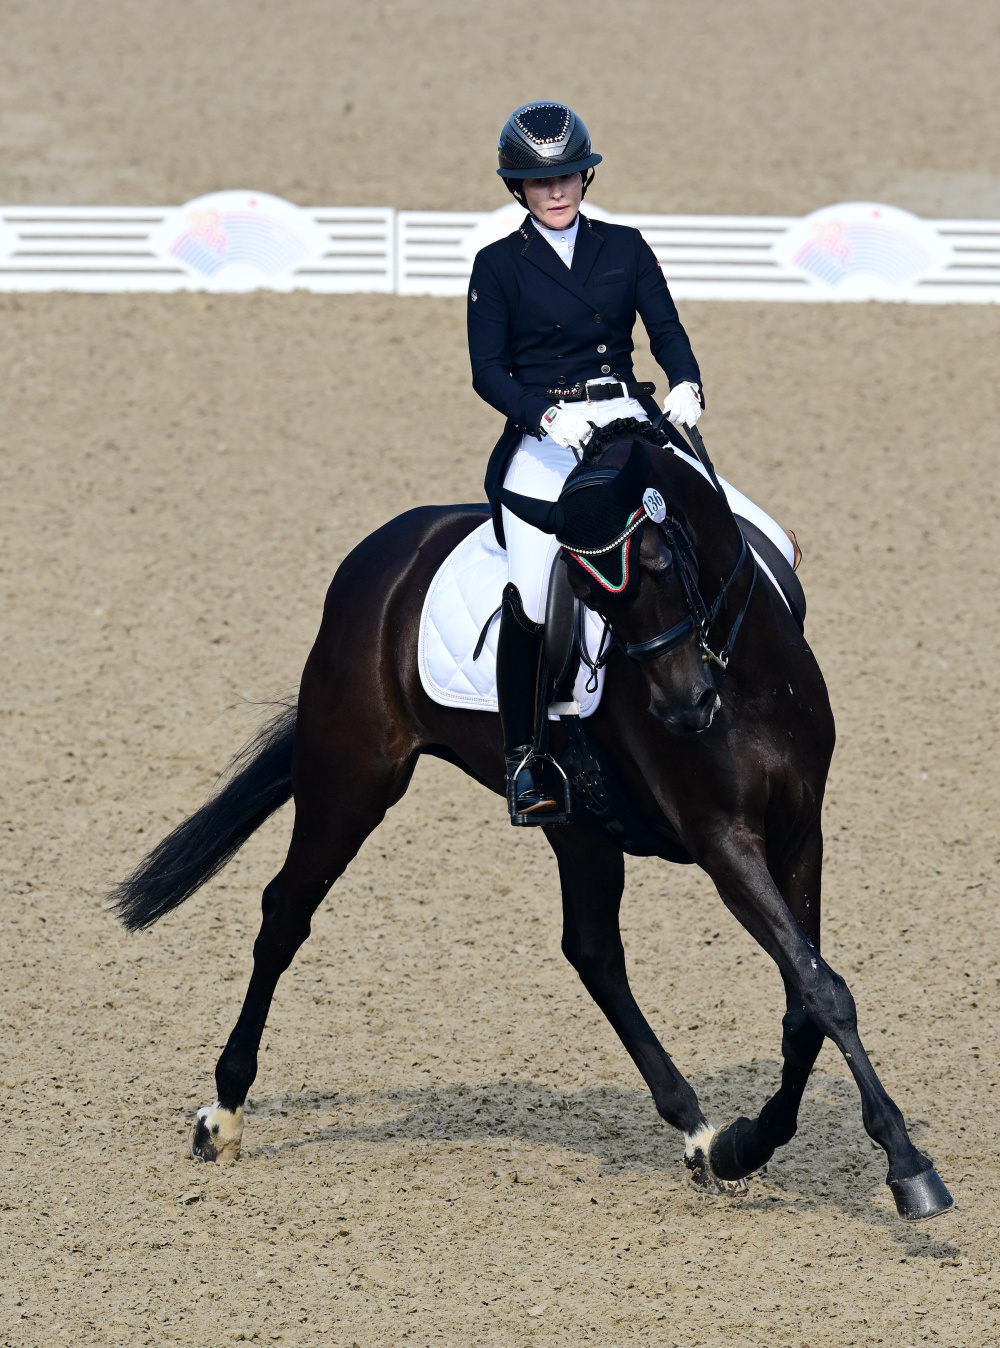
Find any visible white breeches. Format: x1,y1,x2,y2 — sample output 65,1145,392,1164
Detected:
500,396,794,624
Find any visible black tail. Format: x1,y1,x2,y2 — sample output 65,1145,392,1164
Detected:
110,704,297,932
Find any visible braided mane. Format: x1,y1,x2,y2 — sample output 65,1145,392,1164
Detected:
579,417,675,469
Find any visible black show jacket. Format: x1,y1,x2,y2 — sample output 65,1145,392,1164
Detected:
468,212,701,543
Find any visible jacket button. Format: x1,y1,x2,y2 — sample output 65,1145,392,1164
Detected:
597,344,607,354
601,364,611,374
594,314,603,323
557,376,566,385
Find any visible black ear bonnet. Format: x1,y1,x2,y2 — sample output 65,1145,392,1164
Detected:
499,439,656,597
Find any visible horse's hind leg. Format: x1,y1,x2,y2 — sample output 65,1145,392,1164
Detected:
547,826,731,1183
189,719,411,1162
710,826,825,1181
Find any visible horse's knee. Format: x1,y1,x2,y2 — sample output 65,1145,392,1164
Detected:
799,959,857,1042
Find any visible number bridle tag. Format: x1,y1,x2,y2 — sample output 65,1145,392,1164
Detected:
642,487,666,523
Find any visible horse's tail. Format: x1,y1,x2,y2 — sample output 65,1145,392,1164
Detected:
110,703,297,932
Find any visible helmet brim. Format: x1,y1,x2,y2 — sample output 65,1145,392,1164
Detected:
497,153,602,180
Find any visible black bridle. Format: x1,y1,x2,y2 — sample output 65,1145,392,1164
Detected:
576,425,757,692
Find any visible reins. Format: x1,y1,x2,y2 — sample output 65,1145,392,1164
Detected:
576,422,757,691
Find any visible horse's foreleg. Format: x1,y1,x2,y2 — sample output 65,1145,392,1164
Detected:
710,825,825,1180
546,826,726,1180
189,723,408,1162
703,829,953,1219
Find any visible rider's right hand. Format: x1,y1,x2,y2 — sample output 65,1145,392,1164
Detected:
540,404,596,451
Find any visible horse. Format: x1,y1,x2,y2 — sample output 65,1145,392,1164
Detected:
110,420,953,1221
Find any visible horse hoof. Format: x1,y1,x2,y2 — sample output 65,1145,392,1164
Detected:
888,1168,954,1221
709,1116,775,1182
684,1126,750,1197
188,1100,244,1163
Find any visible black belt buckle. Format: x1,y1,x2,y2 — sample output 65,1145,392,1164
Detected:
583,378,622,402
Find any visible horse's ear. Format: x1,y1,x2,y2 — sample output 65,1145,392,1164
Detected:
607,438,650,507
497,487,564,535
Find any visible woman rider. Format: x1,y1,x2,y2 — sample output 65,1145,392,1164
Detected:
468,101,793,820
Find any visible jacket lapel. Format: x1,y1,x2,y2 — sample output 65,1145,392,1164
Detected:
519,213,607,312
570,214,605,285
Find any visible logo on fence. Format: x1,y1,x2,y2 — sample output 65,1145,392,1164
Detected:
774,203,952,297
151,191,327,290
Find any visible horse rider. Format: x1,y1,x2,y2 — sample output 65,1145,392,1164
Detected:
467,100,703,818
468,101,794,821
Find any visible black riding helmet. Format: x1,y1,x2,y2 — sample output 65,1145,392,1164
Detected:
497,102,602,207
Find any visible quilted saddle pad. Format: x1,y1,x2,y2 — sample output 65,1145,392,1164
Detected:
417,520,606,718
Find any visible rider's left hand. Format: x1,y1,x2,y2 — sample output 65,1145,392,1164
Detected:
662,381,704,428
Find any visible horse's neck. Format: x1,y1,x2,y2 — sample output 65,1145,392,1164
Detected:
665,457,788,680
664,457,744,579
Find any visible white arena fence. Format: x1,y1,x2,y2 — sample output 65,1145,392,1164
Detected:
1,191,998,303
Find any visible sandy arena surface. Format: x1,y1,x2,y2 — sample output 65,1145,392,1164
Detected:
2,4,1000,1346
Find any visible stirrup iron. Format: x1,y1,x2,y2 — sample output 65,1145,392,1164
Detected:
506,747,571,827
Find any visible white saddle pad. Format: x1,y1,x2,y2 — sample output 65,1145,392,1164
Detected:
418,520,606,718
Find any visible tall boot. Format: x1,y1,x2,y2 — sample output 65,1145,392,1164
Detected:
496,583,558,818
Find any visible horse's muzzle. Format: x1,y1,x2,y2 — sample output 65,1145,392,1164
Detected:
650,687,721,734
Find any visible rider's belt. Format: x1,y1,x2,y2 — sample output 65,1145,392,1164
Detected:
545,379,656,403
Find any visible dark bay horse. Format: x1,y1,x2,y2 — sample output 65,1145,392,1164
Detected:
111,422,952,1220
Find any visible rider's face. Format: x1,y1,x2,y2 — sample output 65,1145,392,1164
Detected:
523,173,583,230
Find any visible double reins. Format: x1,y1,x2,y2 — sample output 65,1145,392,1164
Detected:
577,422,757,690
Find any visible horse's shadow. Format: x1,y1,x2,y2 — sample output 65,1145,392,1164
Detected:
244,1058,960,1251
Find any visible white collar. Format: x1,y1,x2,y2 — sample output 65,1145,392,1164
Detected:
531,213,580,267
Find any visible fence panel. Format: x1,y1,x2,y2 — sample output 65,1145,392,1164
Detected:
1,196,998,301
0,201,396,293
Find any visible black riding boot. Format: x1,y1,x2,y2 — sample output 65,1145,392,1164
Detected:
496,583,558,819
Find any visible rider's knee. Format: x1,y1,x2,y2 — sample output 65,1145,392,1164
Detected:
501,581,542,635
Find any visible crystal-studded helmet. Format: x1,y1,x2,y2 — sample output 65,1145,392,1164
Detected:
497,102,602,181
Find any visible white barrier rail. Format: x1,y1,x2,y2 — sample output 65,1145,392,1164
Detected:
0,196,395,293
1,193,998,302
396,208,805,299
